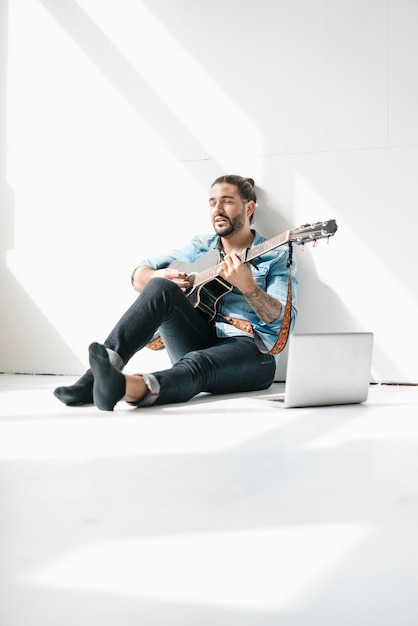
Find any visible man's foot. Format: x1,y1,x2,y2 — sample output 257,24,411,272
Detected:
54,370,94,405
89,342,126,411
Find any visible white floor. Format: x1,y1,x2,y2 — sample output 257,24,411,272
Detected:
1,374,418,626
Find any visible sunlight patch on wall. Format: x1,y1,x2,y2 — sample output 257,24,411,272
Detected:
78,0,262,159
7,2,179,175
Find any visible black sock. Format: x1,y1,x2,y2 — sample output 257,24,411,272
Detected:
53,370,94,405
89,342,126,411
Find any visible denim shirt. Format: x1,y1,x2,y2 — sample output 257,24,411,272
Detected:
134,231,298,355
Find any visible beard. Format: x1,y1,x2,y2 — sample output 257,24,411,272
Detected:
213,209,246,237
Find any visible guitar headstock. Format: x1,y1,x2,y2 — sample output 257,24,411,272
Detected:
289,219,338,247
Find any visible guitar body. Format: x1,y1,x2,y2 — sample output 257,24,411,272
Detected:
186,278,232,321
170,250,231,321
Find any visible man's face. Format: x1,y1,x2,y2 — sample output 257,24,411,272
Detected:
209,183,253,237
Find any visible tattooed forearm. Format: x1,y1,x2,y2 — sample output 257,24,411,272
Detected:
241,285,282,323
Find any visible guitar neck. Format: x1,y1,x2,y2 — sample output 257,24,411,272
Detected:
240,231,289,264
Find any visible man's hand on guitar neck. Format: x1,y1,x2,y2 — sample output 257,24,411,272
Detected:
218,252,282,324
217,252,255,294
132,265,190,293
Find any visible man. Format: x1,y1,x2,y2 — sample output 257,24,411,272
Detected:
54,174,298,411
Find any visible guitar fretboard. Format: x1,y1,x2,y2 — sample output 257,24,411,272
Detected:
244,231,289,263
194,264,224,288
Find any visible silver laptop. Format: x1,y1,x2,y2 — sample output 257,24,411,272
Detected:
259,332,374,408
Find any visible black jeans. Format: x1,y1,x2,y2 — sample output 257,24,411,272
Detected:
103,277,276,405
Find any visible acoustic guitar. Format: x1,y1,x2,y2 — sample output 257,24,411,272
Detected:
169,219,338,322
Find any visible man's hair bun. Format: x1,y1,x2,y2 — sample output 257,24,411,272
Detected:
211,174,257,204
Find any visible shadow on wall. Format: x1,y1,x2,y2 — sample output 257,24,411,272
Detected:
256,188,358,335
256,192,401,383
255,190,391,382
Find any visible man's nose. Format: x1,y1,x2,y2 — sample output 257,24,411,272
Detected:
211,199,222,212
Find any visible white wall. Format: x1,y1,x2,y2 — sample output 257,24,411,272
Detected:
1,0,417,383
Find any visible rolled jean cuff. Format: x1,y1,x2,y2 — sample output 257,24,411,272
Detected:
135,373,160,407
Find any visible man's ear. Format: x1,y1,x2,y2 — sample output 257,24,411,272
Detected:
246,200,255,219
